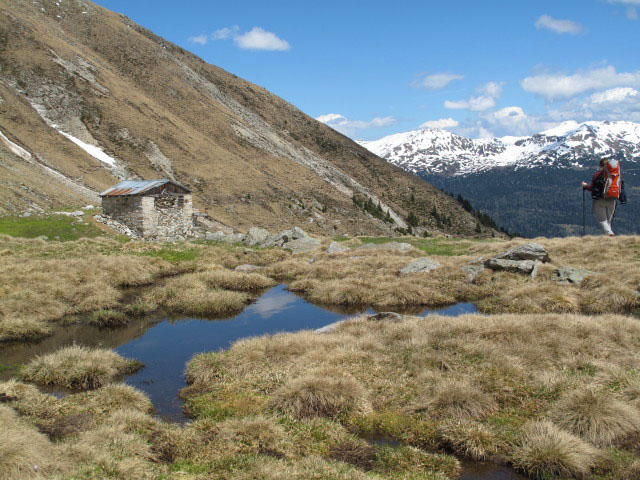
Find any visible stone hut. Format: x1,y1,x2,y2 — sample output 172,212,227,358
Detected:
100,179,193,240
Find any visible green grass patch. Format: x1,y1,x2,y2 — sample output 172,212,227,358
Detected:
357,236,477,256
332,236,350,242
171,460,209,474
0,214,104,241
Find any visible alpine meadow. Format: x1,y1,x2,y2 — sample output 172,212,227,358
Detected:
1,1,639,480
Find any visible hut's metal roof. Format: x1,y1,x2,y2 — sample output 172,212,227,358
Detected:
99,179,189,197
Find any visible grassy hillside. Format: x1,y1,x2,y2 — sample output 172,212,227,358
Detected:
0,0,488,237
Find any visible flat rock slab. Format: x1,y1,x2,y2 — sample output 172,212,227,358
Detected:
552,267,594,284
493,243,550,263
400,257,441,274
283,237,321,254
357,242,414,253
205,231,246,244
485,258,538,275
234,264,263,273
326,241,350,254
315,320,344,334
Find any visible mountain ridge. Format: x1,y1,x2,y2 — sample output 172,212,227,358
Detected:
359,120,640,176
0,0,488,237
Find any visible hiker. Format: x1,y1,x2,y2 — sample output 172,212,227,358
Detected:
581,158,619,236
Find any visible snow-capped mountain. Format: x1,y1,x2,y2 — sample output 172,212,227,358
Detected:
359,121,640,177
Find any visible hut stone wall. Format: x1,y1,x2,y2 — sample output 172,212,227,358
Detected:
101,193,193,240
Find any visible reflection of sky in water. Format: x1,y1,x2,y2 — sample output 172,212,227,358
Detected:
1,284,479,423
243,289,297,318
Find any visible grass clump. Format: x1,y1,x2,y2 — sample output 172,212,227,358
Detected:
270,370,371,420
0,405,61,480
551,387,640,446
412,378,498,419
88,308,128,327
511,421,598,479
372,445,460,479
438,420,499,461
0,317,52,342
19,345,142,389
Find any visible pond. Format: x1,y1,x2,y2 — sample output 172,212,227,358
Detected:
0,285,477,420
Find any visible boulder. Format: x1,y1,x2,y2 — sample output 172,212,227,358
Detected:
552,267,594,285
485,258,538,275
244,227,270,247
205,231,228,242
326,241,350,254
492,243,550,263
367,312,403,322
400,257,441,274
205,231,246,244
234,264,263,273
462,259,485,282
283,237,321,254
259,226,309,248
315,320,344,334
357,242,414,253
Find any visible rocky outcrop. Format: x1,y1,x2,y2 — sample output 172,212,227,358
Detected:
491,243,550,263
552,267,594,285
485,243,550,277
205,226,320,253
400,257,441,274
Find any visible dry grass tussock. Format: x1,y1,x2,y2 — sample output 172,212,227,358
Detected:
270,369,372,419
18,345,142,389
551,387,640,446
0,405,63,480
184,311,640,476
511,421,598,479
267,235,640,314
143,272,253,317
0,252,177,341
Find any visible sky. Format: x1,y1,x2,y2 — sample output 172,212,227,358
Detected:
94,0,640,140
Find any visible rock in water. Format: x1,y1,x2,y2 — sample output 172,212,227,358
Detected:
552,267,594,284
326,241,350,254
400,257,441,274
367,312,404,322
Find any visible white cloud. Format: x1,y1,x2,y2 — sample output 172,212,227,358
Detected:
521,65,640,100
212,26,239,40
445,95,496,111
420,118,459,129
316,113,395,136
188,34,208,45
478,81,505,98
234,27,291,51
608,0,640,4
589,87,639,104
627,6,638,19
410,72,463,90
535,14,584,35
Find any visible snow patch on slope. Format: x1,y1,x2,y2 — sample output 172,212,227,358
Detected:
58,130,116,166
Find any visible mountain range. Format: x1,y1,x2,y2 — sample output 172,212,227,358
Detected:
360,121,640,237
0,0,487,237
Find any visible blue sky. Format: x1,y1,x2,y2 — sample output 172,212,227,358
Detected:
95,0,640,140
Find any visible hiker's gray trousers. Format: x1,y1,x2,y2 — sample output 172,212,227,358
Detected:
593,198,617,235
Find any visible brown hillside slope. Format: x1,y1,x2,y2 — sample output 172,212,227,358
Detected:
0,0,490,236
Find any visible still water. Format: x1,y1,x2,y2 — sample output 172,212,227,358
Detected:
0,285,476,420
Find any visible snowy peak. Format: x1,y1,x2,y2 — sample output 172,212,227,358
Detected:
359,121,640,176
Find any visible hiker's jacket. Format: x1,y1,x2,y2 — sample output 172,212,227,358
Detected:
583,170,603,192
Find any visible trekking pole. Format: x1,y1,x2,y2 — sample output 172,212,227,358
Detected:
582,188,586,236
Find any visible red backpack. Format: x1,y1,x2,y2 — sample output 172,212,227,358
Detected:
603,159,621,199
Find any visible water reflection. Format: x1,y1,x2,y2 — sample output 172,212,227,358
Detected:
0,285,478,421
